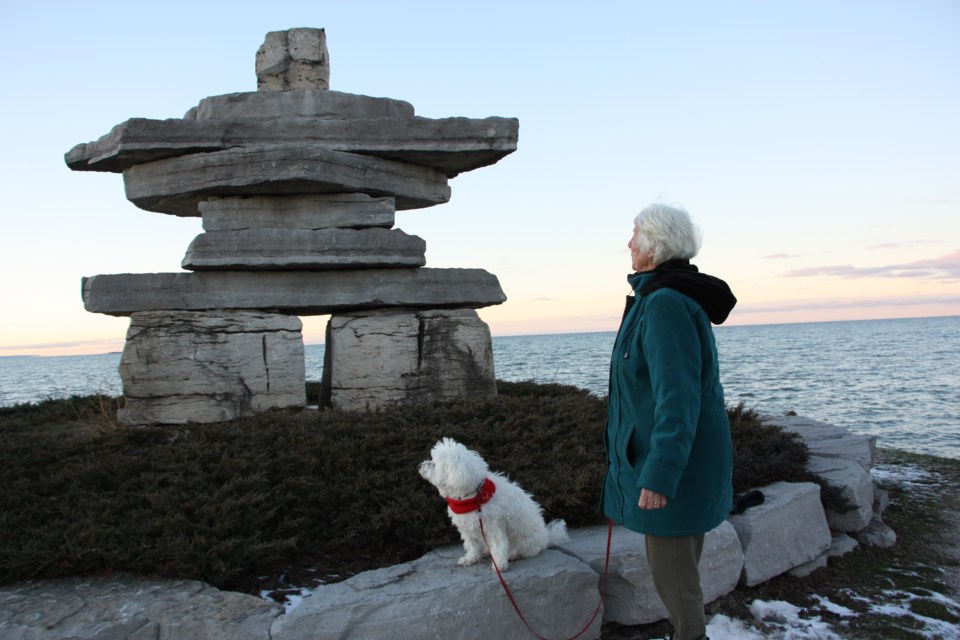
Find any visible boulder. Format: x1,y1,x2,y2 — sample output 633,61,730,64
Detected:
828,533,860,558
727,481,831,587
81,268,506,316
557,522,742,626
854,514,898,549
807,455,874,532
64,116,519,176
118,310,305,425
765,415,876,469
256,28,329,91
0,573,279,640
182,227,426,270
321,309,496,410
123,144,450,216
199,194,396,231
789,554,828,578
271,546,602,640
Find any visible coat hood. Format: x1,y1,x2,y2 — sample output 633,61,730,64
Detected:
631,259,737,325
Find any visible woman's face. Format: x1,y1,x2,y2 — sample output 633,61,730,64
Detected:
629,225,656,272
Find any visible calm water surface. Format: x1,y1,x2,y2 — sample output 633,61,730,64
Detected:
2,316,957,459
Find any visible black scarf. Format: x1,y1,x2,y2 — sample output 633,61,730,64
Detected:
638,258,737,325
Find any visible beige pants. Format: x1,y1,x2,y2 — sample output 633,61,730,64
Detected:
645,533,707,640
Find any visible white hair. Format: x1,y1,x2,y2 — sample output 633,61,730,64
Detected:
633,203,702,264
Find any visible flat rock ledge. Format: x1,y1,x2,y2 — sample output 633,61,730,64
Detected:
0,574,280,640
0,418,897,638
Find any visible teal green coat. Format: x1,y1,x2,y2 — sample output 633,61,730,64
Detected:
602,271,733,537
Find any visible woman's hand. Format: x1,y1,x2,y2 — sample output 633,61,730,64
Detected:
639,488,668,510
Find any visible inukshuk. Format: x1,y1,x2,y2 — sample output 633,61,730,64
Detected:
66,28,516,425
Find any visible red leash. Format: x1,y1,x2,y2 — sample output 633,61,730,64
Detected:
477,507,613,640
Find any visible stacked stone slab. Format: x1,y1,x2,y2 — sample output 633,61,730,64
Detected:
66,28,517,423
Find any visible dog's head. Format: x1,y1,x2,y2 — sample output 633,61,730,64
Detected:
418,437,489,499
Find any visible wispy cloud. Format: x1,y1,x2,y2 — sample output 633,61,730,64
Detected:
764,253,800,259
782,250,960,280
864,240,938,251
735,293,960,315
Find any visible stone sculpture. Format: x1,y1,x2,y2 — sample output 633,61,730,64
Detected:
67,27,518,424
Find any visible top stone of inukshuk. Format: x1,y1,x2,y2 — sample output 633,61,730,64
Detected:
67,28,517,317
255,27,330,90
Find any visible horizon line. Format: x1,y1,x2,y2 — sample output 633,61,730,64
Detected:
2,312,956,357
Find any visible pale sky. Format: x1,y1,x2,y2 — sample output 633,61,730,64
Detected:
1,0,958,356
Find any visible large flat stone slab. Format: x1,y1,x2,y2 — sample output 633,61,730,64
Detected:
189,89,414,121
65,116,519,177
118,310,305,425
81,268,506,316
271,545,602,640
123,145,451,216
558,522,742,626
728,482,831,587
0,573,279,640
181,228,426,270
199,194,397,231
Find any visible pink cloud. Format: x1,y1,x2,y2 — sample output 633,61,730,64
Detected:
782,250,960,280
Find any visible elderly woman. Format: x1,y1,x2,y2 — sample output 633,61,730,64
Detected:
601,203,736,640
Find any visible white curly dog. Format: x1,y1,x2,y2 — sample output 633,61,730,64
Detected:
418,437,569,571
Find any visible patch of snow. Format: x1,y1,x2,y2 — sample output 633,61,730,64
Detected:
812,594,858,618
706,614,766,639
868,589,960,639
747,599,844,639
871,463,942,488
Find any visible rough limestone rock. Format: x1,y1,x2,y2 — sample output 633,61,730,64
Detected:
321,309,496,410
854,513,898,548
119,310,305,425
82,268,506,316
828,533,860,558
188,89,414,121
65,116,519,176
557,522,742,626
199,194,396,231
0,573,279,640
728,481,831,587
807,454,875,532
256,28,329,91
124,144,450,216
789,553,829,578
767,415,876,532
182,227,426,270
271,545,602,640
874,486,891,515
766,415,876,470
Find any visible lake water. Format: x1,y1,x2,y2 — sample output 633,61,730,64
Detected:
2,316,957,460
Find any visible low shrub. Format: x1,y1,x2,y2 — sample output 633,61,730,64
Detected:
0,382,808,594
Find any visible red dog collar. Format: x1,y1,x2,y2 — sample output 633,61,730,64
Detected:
446,478,496,514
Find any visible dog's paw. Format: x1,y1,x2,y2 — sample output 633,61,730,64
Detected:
457,555,480,567
492,558,509,572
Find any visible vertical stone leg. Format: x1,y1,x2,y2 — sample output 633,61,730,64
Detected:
118,310,305,425
321,309,496,410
